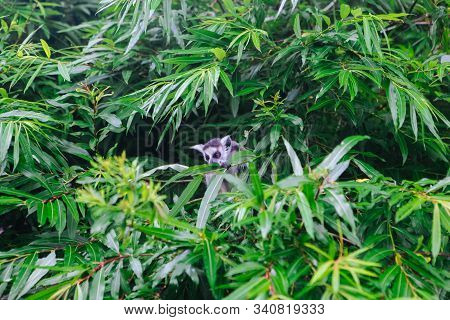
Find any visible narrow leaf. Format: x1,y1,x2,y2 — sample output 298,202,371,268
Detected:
196,174,224,229
283,138,303,176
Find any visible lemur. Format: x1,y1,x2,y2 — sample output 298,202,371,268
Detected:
191,136,246,192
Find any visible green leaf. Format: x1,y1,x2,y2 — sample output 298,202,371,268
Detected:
322,14,331,26
332,264,340,294
8,253,38,299
388,81,399,129
283,138,303,176
64,246,74,266
222,0,236,14
24,62,44,93
163,56,211,65
0,196,23,206
203,70,214,110
203,239,217,290
395,197,424,223
310,260,333,284
325,189,355,230
40,39,51,58
75,282,89,300
249,162,264,205
270,124,281,151
170,175,203,216
136,225,198,242
223,173,252,196
111,262,122,299
351,8,363,17
347,73,358,100
293,14,301,38
62,195,79,223
259,210,272,239
0,122,13,163
251,32,261,52
219,70,234,96
224,277,270,300
99,113,121,128
392,271,410,298
210,48,226,61
45,201,57,227
18,251,56,299
196,174,224,229
57,62,71,82
105,229,120,254
0,87,8,98
317,136,369,171
37,201,46,225
410,103,418,140
380,265,400,292
431,204,441,263
363,17,372,55
297,191,314,239
340,4,351,19
427,176,450,193
394,133,408,165
271,266,289,296
55,200,66,235
397,93,406,128
353,158,382,178
130,257,143,279
89,268,105,300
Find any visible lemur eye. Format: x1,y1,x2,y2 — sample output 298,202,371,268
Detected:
205,154,210,161
213,151,221,159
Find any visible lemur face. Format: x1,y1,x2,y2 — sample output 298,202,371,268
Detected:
191,136,238,168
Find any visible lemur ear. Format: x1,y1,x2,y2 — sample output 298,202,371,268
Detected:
221,135,231,147
190,144,204,153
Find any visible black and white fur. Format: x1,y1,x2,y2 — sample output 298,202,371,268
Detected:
191,136,245,192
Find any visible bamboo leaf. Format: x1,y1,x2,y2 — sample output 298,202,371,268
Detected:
170,175,203,216
203,238,217,290
111,261,122,300
219,70,234,96
363,17,372,54
57,62,71,82
105,229,120,254
224,277,270,300
325,189,355,230
431,204,441,263
294,14,301,38
340,4,351,19
55,199,66,235
0,122,13,163
249,162,264,205
310,260,333,284
196,174,224,229
395,197,424,223
317,136,369,171
8,253,38,300
89,268,105,300
259,209,272,239
40,39,51,58
17,251,56,299
297,190,314,239
130,257,143,279
283,138,303,176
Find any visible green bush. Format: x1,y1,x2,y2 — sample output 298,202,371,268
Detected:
0,0,448,299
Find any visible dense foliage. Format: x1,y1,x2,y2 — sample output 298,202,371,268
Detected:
0,0,448,300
